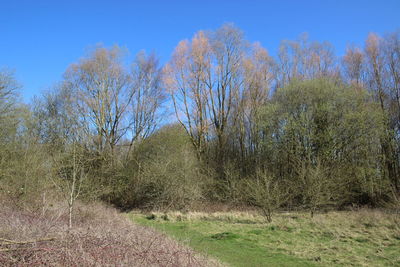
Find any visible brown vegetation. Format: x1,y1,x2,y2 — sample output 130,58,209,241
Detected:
0,198,211,266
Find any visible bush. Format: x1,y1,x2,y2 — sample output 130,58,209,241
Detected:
109,124,204,210
246,168,288,222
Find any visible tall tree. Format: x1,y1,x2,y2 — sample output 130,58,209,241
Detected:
206,24,246,166
165,24,273,170
277,34,337,87
342,45,365,87
164,31,211,159
64,46,131,155
234,43,274,164
127,51,164,155
0,68,20,143
364,33,400,193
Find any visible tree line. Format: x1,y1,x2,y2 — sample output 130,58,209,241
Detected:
1,24,399,222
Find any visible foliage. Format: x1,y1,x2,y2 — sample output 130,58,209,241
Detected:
108,124,204,210
260,79,388,208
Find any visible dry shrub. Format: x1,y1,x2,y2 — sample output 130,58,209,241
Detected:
0,198,212,266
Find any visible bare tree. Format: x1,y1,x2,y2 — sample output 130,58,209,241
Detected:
277,34,337,87
165,24,277,174
383,31,400,131
0,68,20,142
342,45,365,87
163,31,211,159
64,46,163,161
127,51,164,156
31,84,88,150
241,43,275,158
0,68,19,112
165,24,251,166
34,85,91,228
51,143,88,228
206,24,246,165
365,33,399,192
365,33,386,109
382,32,400,193
64,46,131,155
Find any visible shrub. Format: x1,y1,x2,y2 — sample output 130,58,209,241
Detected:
109,124,204,210
246,168,288,222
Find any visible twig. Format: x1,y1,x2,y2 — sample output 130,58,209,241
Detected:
0,246,56,252
0,237,55,246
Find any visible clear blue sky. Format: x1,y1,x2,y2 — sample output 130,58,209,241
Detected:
1,0,399,102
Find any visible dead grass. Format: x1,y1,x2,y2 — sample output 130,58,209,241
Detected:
0,198,215,266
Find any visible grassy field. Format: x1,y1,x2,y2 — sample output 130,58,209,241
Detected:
128,209,400,267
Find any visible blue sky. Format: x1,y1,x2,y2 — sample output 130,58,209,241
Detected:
1,0,399,102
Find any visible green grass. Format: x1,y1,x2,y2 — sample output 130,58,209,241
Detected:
128,210,400,267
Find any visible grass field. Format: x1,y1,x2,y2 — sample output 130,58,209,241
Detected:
128,209,400,266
